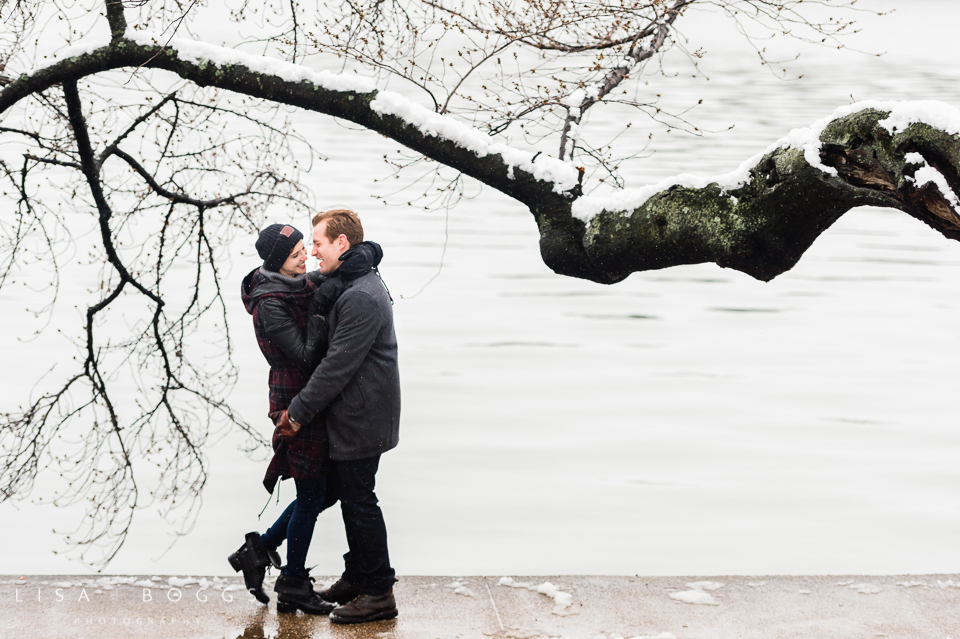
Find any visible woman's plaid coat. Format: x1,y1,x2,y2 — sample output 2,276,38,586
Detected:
241,268,328,493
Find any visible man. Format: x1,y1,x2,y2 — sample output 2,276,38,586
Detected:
231,222,381,615
278,208,401,624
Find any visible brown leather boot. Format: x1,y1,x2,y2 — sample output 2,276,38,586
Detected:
318,578,362,604
329,588,398,624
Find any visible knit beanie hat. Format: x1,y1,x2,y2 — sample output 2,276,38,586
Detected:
256,223,303,272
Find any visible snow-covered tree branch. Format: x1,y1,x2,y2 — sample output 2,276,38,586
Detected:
8,29,958,284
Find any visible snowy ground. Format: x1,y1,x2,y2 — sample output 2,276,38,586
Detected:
1,1,959,576
3,574,959,638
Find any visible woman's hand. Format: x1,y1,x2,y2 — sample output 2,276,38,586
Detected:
271,409,301,438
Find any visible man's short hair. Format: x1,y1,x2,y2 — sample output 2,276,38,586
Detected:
312,209,364,246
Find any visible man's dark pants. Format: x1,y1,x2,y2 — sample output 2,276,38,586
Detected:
321,454,396,594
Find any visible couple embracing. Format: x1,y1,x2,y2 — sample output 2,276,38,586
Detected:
231,209,400,624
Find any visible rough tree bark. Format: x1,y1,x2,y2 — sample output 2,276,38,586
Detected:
581,112,960,282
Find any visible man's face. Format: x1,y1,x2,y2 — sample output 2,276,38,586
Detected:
312,220,349,275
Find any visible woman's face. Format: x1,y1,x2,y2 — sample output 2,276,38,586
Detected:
278,240,308,277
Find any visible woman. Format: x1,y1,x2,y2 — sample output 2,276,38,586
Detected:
233,222,333,614
231,222,381,614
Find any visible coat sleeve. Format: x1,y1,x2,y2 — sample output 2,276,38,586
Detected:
287,291,382,425
305,269,326,287
258,299,327,370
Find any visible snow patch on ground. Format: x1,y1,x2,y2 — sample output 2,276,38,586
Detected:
938,579,960,589
49,577,141,588
24,575,240,591
498,577,574,614
500,577,525,586
167,576,201,588
669,581,723,606
669,590,720,605
505,632,675,639
446,579,476,597
848,583,882,594
537,581,574,613
898,580,928,588
747,581,767,588
571,100,960,222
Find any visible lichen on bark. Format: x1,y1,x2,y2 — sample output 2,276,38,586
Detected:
572,110,960,283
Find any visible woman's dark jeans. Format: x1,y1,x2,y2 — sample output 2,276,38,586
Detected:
260,475,326,578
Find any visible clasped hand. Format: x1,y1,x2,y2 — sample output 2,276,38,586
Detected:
270,409,301,439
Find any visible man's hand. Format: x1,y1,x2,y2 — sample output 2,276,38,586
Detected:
271,409,302,438
313,276,347,317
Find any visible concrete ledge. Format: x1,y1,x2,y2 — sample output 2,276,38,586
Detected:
1,575,958,639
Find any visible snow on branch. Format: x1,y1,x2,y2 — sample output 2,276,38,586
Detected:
124,31,377,94
906,152,960,210
22,31,582,196
369,91,579,192
572,100,960,222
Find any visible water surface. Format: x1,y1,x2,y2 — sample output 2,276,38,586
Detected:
2,0,958,576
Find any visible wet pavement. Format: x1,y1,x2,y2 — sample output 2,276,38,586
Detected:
1,574,958,639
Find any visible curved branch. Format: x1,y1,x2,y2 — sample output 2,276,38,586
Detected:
97,92,177,169
0,40,565,207
4,41,958,287
574,109,960,282
63,78,140,561
110,147,254,208
0,37,603,272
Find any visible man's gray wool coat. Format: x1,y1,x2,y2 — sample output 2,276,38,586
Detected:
287,269,400,461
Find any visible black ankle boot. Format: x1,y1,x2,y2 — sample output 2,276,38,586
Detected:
275,570,336,615
227,532,281,604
